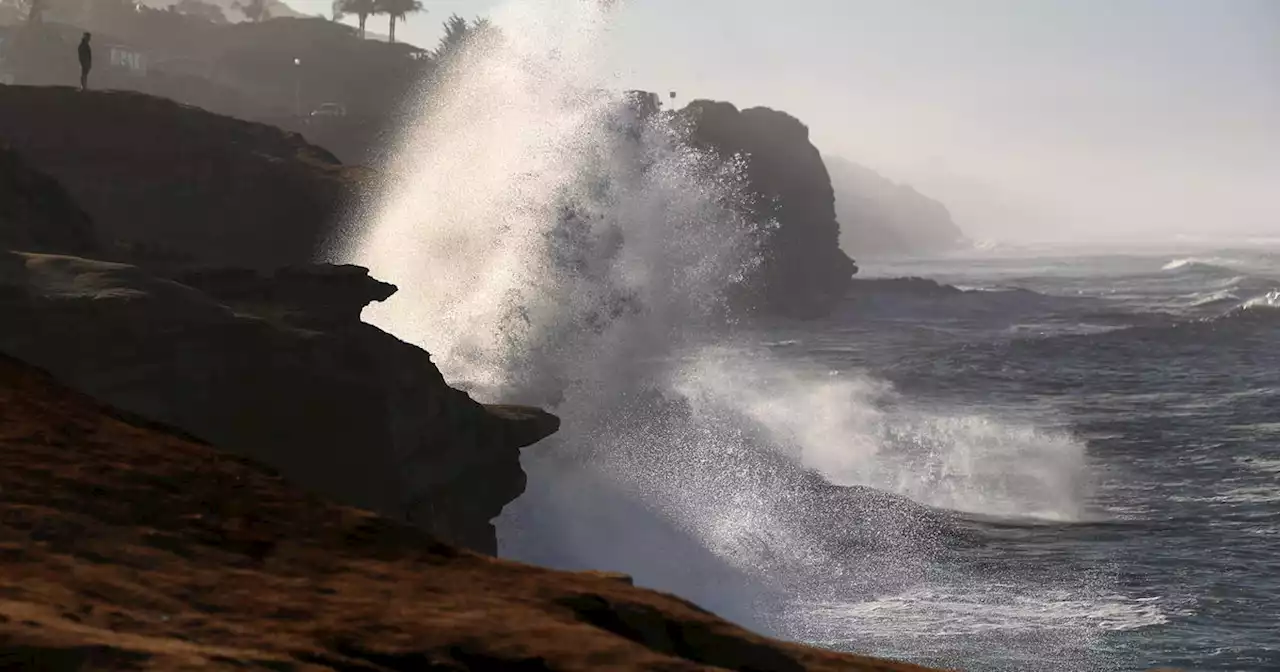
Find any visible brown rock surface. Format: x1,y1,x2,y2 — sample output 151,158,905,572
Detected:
0,353,937,672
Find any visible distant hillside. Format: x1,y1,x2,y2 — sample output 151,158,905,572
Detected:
827,155,968,258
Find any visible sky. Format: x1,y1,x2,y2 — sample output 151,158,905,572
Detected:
290,0,1279,244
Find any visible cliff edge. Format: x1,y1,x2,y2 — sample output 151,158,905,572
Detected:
0,118,553,554
0,352,934,671
0,86,364,268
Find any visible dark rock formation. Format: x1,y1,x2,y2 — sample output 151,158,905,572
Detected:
0,86,366,268
0,86,552,553
847,276,965,299
0,351,936,671
0,251,556,553
680,100,857,318
826,156,967,258
171,263,398,329
0,146,97,255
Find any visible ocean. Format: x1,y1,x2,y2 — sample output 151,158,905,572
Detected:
750,246,1280,671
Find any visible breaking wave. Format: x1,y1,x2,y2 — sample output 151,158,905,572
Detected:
341,0,1124,665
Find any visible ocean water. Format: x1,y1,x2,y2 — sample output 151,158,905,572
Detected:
337,2,1279,669
759,247,1280,671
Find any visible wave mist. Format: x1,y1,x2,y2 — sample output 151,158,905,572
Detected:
341,0,1114,662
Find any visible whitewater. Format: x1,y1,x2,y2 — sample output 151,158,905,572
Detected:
336,1,1280,670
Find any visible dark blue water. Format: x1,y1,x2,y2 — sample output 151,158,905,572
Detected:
763,247,1280,672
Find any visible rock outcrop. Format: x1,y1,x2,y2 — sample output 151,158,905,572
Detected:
0,146,97,255
826,156,967,258
680,100,857,318
0,351,935,671
0,90,550,553
0,86,365,268
0,251,556,553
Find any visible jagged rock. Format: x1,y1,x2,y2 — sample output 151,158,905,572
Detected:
680,100,857,319
0,146,97,255
170,264,398,329
0,86,366,268
0,352,935,671
0,251,556,553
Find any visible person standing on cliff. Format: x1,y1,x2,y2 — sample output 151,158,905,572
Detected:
77,33,92,91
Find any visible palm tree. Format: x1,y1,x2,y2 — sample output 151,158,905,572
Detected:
377,0,423,44
339,0,378,38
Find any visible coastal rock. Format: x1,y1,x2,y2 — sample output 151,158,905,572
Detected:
0,146,97,255
847,276,965,299
0,86,365,268
0,352,934,671
170,263,398,329
826,156,967,258
0,251,556,553
680,100,858,318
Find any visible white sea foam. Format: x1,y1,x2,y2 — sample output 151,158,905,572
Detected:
342,0,1123,663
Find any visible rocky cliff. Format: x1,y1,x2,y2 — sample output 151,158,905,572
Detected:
0,252,555,553
680,100,857,318
826,156,967,258
0,130,553,553
0,86,365,268
0,352,934,671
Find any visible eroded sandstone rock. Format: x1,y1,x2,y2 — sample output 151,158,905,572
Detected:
0,252,556,552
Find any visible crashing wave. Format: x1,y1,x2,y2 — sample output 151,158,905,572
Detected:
1241,289,1280,311
344,0,1119,660
1160,257,1246,278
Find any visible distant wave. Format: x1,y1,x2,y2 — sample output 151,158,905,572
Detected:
1197,289,1280,324
1161,257,1245,276
1162,257,1208,271
1240,290,1280,311
1185,288,1240,309
1156,290,1279,329
1010,288,1280,355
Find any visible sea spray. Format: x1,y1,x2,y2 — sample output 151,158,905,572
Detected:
342,0,1111,661
672,347,1089,521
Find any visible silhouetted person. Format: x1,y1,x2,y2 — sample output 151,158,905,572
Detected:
78,33,92,91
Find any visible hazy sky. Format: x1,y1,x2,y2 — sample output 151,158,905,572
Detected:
292,0,1279,243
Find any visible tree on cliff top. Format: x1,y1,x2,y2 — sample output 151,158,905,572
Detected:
337,0,377,38
377,0,422,44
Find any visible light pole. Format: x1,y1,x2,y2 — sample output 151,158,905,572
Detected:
293,57,301,118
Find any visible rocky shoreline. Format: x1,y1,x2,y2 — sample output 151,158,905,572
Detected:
0,352,934,671
0,85,940,670
0,84,1182,670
